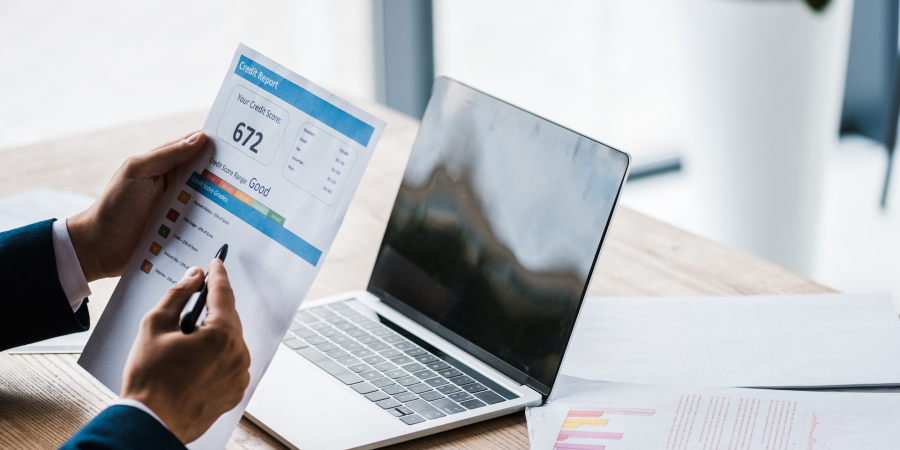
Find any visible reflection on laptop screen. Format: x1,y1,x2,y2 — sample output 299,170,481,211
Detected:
369,77,629,394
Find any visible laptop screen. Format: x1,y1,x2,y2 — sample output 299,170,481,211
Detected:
368,77,629,394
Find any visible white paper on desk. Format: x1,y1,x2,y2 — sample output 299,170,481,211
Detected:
0,187,97,354
78,44,385,449
561,294,900,388
526,375,900,450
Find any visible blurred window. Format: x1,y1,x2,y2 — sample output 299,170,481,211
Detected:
433,0,686,166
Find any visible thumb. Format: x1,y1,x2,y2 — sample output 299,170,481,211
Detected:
203,259,238,326
126,131,207,179
148,266,205,328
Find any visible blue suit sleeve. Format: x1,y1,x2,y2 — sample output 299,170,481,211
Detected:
0,219,89,351
58,405,186,450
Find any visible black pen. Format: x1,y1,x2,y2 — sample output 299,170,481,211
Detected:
180,244,228,334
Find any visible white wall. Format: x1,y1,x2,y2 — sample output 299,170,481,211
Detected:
0,0,374,151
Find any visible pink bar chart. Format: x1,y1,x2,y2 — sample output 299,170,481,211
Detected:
554,407,656,450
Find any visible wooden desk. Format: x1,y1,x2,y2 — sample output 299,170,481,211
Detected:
0,99,834,449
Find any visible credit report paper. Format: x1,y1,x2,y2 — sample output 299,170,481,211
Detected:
526,375,900,450
79,44,385,448
562,294,900,388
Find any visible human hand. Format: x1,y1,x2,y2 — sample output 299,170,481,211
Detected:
120,260,251,444
68,131,207,282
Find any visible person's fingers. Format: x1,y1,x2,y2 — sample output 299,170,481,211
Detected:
147,266,205,327
125,131,207,179
203,259,238,326
153,130,204,152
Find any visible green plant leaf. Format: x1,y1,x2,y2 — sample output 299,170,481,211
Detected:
805,0,831,12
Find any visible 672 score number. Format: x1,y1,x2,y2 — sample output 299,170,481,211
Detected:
232,122,263,153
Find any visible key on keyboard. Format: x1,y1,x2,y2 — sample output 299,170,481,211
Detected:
390,356,414,365
419,391,444,401
385,369,407,379
376,398,403,409
315,343,338,352
373,362,397,371
461,382,487,393
414,354,438,363
400,415,425,425
371,378,396,388
438,368,462,378
348,364,368,373
449,375,474,386
393,392,418,402
351,383,378,394
431,398,467,415
282,338,308,350
359,370,382,380
383,385,407,395
405,400,446,420
412,370,437,379
426,361,450,371
324,349,349,359
336,356,360,365
436,384,461,395
425,377,450,387
362,355,385,364
408,383,432,394
448,392,473,402
405,348,427,357
460,399,486,409
401,363,425,372
365,391,390,402
351,348,374,357
475,390,506,405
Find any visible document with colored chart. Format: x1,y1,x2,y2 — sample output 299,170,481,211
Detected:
79,44,385,449
526,375,900,450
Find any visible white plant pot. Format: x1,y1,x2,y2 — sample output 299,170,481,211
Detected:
682,0,853,275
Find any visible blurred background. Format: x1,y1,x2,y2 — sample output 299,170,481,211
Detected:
2,0,898,309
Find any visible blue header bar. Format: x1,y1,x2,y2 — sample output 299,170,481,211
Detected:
235,56,374,147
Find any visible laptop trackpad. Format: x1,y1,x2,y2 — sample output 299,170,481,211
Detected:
247,347,405,449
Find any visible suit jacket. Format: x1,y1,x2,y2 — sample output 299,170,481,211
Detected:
0,220,186,450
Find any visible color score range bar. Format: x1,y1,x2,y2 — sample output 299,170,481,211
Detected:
200,169,285,226
186,171,322,266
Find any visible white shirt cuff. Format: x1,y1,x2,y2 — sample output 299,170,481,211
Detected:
114,398,170,430
51,219,92,312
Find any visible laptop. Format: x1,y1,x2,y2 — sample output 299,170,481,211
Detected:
245,77,631,449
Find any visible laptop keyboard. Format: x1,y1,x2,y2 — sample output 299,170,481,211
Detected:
281,300,519,425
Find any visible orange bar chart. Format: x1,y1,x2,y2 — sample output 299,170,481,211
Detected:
562,418,609,429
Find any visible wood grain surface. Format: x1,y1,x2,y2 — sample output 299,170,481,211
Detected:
0,98,834,449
